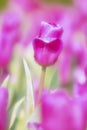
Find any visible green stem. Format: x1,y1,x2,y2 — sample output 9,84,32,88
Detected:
37,66,46,104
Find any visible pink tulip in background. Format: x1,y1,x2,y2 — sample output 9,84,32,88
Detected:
41,89,86,130
2,12,21,44
41,90,72,130
11,0,42,11
0,87,9,130
0,12,21,68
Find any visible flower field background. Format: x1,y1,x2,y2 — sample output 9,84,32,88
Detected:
0,0,87,130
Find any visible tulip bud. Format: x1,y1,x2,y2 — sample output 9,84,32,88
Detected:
33,21,63,66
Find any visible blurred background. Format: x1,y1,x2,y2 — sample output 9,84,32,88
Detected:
0,0,87,130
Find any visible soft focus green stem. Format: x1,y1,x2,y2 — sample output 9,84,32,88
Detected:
37,66,46,104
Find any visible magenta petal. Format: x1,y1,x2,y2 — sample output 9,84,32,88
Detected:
39,21,53,37
33,21,63,66
13,0,40,11
2,12,20,32
28,122,43,130
39,21,63,39
33,38,63,66
46,39,63,52
70,98,86,130
33,38,45,50
48,27,63,38
41,90,72,130
0,33,13,68
73,81,87,97
0,87,8,109
2,12,21,44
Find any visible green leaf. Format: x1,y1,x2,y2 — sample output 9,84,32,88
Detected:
23,59,35,122
0,0,7,9
2,75,10,87
9,98,24,130
50,71,58,88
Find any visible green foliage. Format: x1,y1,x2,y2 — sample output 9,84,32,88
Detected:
50,70,58,88
0,0,7,9
10,98,24,130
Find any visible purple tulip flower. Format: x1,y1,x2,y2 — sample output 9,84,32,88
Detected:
33,21,63,66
